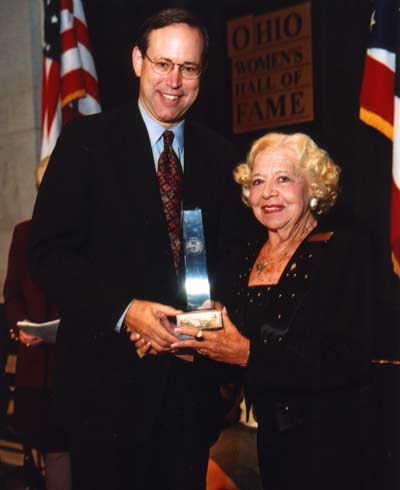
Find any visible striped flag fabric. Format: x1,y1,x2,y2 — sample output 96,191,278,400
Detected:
40,0,101,162
360,0,400,277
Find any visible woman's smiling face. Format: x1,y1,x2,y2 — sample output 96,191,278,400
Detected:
249,148,312,234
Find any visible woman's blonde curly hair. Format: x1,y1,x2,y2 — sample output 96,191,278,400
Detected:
233,132,341,215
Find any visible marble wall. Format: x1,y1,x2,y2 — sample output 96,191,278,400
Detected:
0,1,42,299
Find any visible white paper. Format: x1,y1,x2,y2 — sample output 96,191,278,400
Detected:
17,319,60,344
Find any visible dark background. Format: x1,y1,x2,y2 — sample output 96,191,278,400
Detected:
82,0,400,485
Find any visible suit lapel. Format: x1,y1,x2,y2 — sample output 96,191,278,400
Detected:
112,105,172,251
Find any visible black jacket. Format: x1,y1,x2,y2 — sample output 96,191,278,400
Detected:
28,104,252,444
217,227,374,406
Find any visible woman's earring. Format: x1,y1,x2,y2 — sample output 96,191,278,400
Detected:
309,196,318,211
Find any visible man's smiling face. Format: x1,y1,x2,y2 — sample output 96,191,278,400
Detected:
132,23,203,128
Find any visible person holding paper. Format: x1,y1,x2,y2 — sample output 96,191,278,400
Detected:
3,159,71,490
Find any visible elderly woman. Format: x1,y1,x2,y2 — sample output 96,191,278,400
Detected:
170,132,374,490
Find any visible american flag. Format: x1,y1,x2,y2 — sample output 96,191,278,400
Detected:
41,0,101,162
360,0,400,277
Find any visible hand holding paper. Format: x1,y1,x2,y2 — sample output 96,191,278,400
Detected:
17,319,60,344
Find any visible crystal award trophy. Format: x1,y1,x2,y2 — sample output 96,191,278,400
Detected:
176,209,222,331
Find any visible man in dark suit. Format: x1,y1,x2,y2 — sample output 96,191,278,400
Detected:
29,8,250,490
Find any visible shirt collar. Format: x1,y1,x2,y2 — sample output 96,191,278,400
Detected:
138,99,185,152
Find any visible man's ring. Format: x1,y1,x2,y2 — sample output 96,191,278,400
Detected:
196,329,204,340
198,348,205,355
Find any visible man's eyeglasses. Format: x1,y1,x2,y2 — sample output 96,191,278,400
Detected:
145,54,202,80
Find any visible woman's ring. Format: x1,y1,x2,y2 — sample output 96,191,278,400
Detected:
196,329,204,340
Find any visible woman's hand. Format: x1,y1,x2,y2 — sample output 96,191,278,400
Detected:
171,308,250,367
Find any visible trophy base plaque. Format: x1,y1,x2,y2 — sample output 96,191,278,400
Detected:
176,309,223,330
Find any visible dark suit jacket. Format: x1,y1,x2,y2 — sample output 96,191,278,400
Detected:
218,226,374,426
3,220,58,389
28,104,252,444
218,227,375,488
219,226,374,391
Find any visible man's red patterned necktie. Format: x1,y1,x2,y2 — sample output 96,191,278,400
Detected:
157,130,183,271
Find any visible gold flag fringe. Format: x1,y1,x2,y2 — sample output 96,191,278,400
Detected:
359,107,394,141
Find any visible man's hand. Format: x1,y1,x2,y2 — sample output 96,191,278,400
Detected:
124,300,182,353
